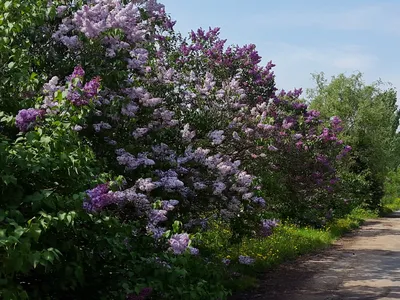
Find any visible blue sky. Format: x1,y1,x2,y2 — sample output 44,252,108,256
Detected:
161,0,400,99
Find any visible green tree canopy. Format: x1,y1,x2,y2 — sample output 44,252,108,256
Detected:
308,72,400,207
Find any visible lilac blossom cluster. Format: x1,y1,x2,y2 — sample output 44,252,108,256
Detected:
15,108,45,132
83,183,116,212
238,255,255,265
126,287,153,300
260,219,279,237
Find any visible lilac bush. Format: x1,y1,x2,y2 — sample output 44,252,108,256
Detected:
7,0,357,298
15,0,351,236
17,0,266,249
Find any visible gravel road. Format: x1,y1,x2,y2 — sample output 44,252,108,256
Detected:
231,211,400,300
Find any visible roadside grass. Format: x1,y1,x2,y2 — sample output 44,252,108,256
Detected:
200,199,400,293
380,197,400,215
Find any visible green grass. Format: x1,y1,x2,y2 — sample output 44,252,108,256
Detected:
380,197,400,215
230,207,377,269
199,203,400,293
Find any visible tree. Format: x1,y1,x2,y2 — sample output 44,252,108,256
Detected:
308,72,400,208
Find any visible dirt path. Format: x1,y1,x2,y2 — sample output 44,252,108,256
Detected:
231,211,400,300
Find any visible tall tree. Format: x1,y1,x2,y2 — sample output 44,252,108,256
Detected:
308,72,400,208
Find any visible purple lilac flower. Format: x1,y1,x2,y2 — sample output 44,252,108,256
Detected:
209,130,225,145
83,183,116,212
84,76,101,98
132,128,149,139
168,233,190,254
336,145,352,160
56,5,67,16
15,108,45,132
159,176,184,190
126,287,153,300
238,255,255,265
252,197,266,207
260,219,279,237
67,89,87,106
282,119,293,129
268,145,278,152
136,178,159,192
181,123,196,142
73,125,83,131
161,200,179,211
71,65,85,79
213,181,226,195
188,246,200,255
149,209,168,225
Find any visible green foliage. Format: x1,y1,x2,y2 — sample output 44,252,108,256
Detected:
381,168,400,213
0,0,399,299
0,0,76,114
308,72,400,209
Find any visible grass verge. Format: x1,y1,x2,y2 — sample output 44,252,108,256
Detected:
201,199,400,293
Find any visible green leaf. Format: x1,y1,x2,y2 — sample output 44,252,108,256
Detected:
42,250,54,263
66,214,73,224
40,135,51,144
74,266,84,284
4,1,12,9
13,226,25,238
25,131,38,143
23,191,44,203
32,251,41,268
1,175,17,185
58,212,66,221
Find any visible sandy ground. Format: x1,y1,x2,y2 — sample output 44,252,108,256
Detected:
231,211,400,300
